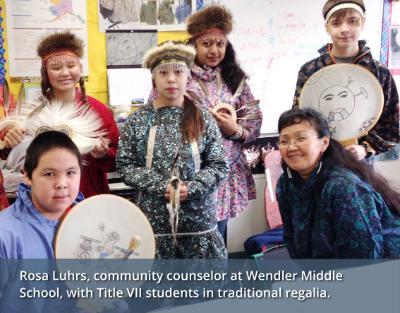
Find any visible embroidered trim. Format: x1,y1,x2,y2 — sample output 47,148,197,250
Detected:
42,50,79,65
155,225,218,237
146,126,157,169
190,141,201,173
195,28,226,40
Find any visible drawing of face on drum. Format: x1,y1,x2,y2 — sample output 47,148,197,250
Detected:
299,64,383,144
319,79,367,123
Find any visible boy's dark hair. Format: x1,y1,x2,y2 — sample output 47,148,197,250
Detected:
24,131,82,179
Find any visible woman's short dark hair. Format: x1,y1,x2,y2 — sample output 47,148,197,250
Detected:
278,107,330,138
278,108,400,214
24,131,82,179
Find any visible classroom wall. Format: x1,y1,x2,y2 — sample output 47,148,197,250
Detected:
1,1,398,254
2,0,109,103
1,0,188,105
228,174,267,253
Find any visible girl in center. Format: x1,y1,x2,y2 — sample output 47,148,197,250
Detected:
117,41,229,259
185,5,263,244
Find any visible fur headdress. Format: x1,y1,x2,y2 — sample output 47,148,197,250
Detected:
323,0,365,21
143,41,196,71
37,31,84,64
186,5,233,38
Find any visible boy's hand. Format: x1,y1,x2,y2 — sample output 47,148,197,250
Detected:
4,126,26,149
345,144,367,160
165,182,188,202
90,137,109,159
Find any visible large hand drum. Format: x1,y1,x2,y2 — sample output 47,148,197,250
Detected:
55,194,155,259
299,64,384,146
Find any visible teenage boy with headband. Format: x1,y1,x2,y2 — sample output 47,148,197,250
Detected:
293,0,399,160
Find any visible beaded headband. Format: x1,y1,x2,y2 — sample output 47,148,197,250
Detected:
42,50,79,66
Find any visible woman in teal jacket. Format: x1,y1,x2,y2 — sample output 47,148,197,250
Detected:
276,108,400,258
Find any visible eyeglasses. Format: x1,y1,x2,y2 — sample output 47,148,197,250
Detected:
277,136,319,148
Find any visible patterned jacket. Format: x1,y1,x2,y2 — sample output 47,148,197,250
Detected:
186,65,263,220
293,40,399,154
117,104,228,258
276,165,400,258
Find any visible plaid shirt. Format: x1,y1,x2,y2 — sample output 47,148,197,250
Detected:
293,40,400,154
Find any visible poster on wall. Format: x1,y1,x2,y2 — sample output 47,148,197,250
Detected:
107,68,152,107
98,0,196,32
5,0,88,77
391,0,400,25
387,1,400,76
106,30,157,67
389,26,400,74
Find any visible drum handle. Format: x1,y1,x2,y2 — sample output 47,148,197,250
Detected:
123,235,142,259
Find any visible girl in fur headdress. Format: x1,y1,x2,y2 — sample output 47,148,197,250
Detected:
117,41,228,259
2,31,119,198
185,5,263,244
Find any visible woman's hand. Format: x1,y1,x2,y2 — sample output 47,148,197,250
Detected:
210,109,238,136
3,126,26,149
165,182,188,202
345,144,367,160
91,137,110,159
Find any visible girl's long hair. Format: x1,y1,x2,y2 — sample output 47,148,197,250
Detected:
278,108,400,214
182,95,204,142
219,41,246,94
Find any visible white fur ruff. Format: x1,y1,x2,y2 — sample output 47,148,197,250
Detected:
24,100,107,154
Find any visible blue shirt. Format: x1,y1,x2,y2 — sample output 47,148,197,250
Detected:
0,184,84,259
276,165,400,258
